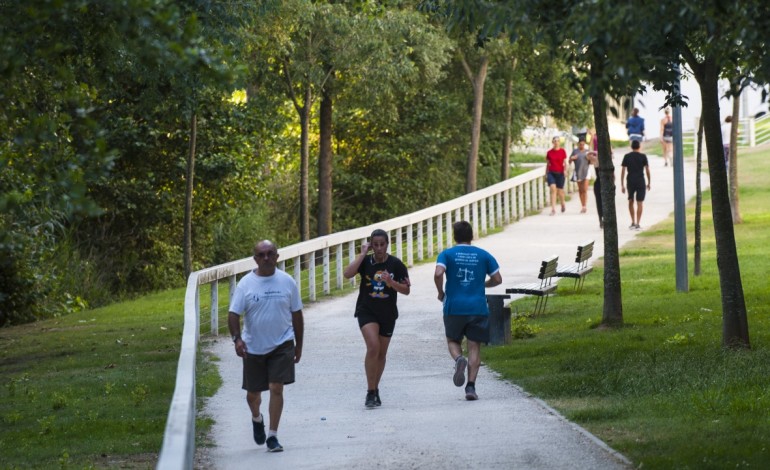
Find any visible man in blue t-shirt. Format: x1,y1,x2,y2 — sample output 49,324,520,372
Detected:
434,221,502,401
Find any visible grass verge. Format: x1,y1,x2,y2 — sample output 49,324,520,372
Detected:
485,144,770,468
0,288,222,469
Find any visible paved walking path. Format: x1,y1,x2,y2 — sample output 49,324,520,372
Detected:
199,151,704,469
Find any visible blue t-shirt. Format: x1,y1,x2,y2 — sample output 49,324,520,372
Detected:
626,115,645,136
436,245,500,316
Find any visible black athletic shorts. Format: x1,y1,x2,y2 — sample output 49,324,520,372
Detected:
242,340,295,392
356,307,397,337
627,179,646,202
444,315,490,343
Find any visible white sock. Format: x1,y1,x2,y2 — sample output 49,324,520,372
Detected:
268,430,277,438
252,414,263,423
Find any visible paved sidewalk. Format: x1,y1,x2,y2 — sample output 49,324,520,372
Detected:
199,152,703,469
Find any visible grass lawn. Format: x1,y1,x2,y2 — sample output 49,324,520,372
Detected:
0,288,222,468
484,144,770,468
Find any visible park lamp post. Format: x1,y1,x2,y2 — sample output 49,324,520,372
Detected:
672,62,689,292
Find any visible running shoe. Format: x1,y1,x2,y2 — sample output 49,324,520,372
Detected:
374,389,382,407
252,417,266,446
266,436,283,452
453,356,468,387
365,390,377,409
465,384,478,401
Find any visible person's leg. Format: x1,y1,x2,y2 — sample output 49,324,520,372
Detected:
579,180,588,211
374,335,392,387
447,338,463,361
636,200,644,227
466,340,481,383
549,183,557,214
267,382,284,432
593,180,603,226
628,199,636,226
360,322,382,391
558,187,566,211
246,391,262,419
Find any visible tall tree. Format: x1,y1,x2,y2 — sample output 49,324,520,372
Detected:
728,88,742,224
670,0,769,348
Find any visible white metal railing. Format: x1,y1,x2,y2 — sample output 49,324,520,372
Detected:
156,166,552,469
685,113,770,158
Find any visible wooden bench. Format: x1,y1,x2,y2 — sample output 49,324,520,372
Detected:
555,241,594,292
506,256,559,315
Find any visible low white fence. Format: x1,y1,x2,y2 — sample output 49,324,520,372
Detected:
156,166,552,469
685,113,770,157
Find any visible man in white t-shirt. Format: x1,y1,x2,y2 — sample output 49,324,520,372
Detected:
228,240,304,453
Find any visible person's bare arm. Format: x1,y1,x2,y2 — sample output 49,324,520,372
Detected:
343,242,370,279
228,312,245,357
620,167,627,193
434,266,446,301
485,271,502,288
381,272,410,295
292,310,304,363
646,165,651,190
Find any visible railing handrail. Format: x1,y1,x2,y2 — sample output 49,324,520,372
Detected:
156,165,553,469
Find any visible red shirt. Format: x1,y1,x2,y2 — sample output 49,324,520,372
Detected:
546,148,567,173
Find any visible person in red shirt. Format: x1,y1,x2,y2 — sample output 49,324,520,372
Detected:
545,136,567,215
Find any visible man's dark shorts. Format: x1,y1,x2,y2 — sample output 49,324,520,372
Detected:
444,315,490,343
356,307,397,337
547,171,565,189
242,340,295,392
627,179,646,202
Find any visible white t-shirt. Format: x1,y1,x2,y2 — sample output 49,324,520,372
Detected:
229,269,303,355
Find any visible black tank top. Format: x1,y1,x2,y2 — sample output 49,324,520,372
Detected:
663,118,673,137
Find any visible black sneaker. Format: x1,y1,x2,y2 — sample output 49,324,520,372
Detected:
365,390,377,409
465,384,478,401
252,418,266,446
453,356,467,387
266,435,283,452
374,389,382,407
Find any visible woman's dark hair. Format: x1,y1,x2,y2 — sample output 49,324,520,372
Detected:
452,221,473,243
370,228,389,244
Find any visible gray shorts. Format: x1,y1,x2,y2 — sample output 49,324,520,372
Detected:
242,340,295,392
444,315,490,343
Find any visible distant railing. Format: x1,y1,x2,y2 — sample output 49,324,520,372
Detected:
156,166,552,469
685,113,770,158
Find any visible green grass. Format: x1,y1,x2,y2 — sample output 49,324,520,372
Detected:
485,145,770,468
0,288,222,468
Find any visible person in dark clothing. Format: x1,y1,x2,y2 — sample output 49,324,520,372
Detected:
343,229,411,409
621,140,651,230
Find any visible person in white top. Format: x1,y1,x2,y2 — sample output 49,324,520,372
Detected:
228,240,304,453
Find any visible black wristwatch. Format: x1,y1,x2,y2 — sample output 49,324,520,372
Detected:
232,335,241,343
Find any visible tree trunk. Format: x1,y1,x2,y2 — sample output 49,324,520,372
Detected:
690,57,749,349
318,77,333,237
591,87,623,326
729,91,742,224
299,87,312,241
183,112,197,278
461,53,488,194
694,116,704,276
501,67,513,181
